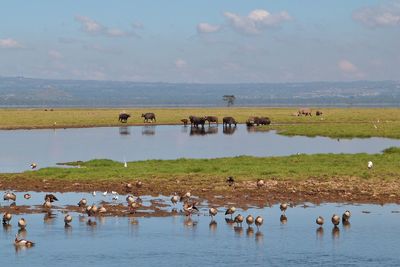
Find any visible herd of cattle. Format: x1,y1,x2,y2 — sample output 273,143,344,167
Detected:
118,108,323,125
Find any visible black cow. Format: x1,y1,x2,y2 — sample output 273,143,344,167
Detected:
222,117,237,127
189,116,205,128
142,113,156,123
119,113,131,123
204,116,218,126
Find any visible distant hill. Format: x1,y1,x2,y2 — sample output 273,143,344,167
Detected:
0,76,399,107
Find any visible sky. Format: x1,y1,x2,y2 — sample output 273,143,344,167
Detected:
1,0,400,83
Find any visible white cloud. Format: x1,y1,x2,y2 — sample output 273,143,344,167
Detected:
175,59,187,68
338,59,364,78
48,50,63,60
0,38,22,48
197,23,220,34
353,5,400,27
74,15,140,37
224,9,291,35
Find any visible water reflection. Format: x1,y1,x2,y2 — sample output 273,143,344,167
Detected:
246,227,255,237
190,126,218,136
119,127,131,135
209,220,217,233
316,227,324,239
234,226,244,236
342,220,351,231
223,126,237,135
246,126,270,133
255,231,264,244
332,226,340,239
142,126,155,135
280,214,288,225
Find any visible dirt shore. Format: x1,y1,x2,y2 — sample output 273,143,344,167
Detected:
1,177,399,217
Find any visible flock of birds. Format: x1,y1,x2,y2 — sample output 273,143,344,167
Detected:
2,188,353,248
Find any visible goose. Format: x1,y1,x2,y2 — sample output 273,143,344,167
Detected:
171,193,179,205
129,201,141,213
280,203,288,214
78,198,87,207
24,194,31,200
255,216,264,230
226,176,235,186
246,215,254,227
30,163,37,169
342,210,351,222
126,195,135,203
368,161,373,169
125,183,133,190
64,214,72,226
44,194,58,202
3,192,16,201
209,207,218,219
43,200,52,209
234,214,244,227
257,179,265,188
225,207,236,219
331,214,340,226
14,234,34,247
2,212,12,225
316,216,324,226
183,202,199,216
18,218,27,229
179,191,191,202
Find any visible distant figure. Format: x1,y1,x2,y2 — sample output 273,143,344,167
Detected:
141,113,156,123
368,161,373,169
316,110,323,116
298,108,312,116
30,163,37,169
118,113,131,123
181,119,188,126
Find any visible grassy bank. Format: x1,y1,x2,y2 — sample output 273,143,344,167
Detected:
1,107,400,138
3,147,400,183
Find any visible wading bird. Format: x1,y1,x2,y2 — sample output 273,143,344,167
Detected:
255,216,264,230
209,207,218,219
14,234,34,247
246,215,254,227
225,207,236,219
64,214,72,226
2,212,12,225
331,214,340,226
316,216,324,226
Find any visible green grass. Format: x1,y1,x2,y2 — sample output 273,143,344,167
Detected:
4,147,400,183
1,107,400,138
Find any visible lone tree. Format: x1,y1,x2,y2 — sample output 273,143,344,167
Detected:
223,95,236,107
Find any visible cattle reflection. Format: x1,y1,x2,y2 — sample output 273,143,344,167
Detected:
223,125,237,135
142,126,155,135
119,127,130,135
246,126,270,133
190,126,218,136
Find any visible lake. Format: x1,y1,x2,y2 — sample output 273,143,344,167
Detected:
1,125,400,173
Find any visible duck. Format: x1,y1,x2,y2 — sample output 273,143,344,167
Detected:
280,203,288,214
44,194,58,202
316,216,324,226
246,215,254,227
255,216,264,229
2,212,12,225
129,201,141,212
171,193,179,205
24,193,31,200
331,214,340,226
126,195,135,203
18,218,27,229
257,179,265,188
3,192,16,202
209,207,218,219
43,200,52,209
64,214,72,226
225,206,236,219
86,205,98,216
179,191,191,202
30,163,37,169
14,234,34,247
342,210,351,222
78,198,87,207
183,202,199,216
234,214,244,227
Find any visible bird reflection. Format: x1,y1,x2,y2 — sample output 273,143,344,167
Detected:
184,217,197,228
209,220,217,233
246,227,255,237
233,226,244,236
3,224,12,233
44,212,56,224
342,220,351,231
225,218,234,225
316,227,324,239
280,214,288,225
332,226,340,239
17,228,27,238
255,231,264,244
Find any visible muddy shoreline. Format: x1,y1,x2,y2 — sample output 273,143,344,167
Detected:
1,178,399,217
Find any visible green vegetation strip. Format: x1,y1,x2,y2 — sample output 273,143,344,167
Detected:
1,107,399,138
3,147,400,182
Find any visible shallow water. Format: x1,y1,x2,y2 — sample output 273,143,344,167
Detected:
1,125,400,173
1,194,399,266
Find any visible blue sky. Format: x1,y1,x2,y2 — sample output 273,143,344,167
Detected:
1,0,399,82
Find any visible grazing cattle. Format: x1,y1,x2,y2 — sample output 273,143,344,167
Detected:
118,113,131,123
222,116,237,127
181,119,188,126
254,117,271,126
316,110,323,116
189,116,205,128
298,108,312,116
142,113,156,123
204,116,218,126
